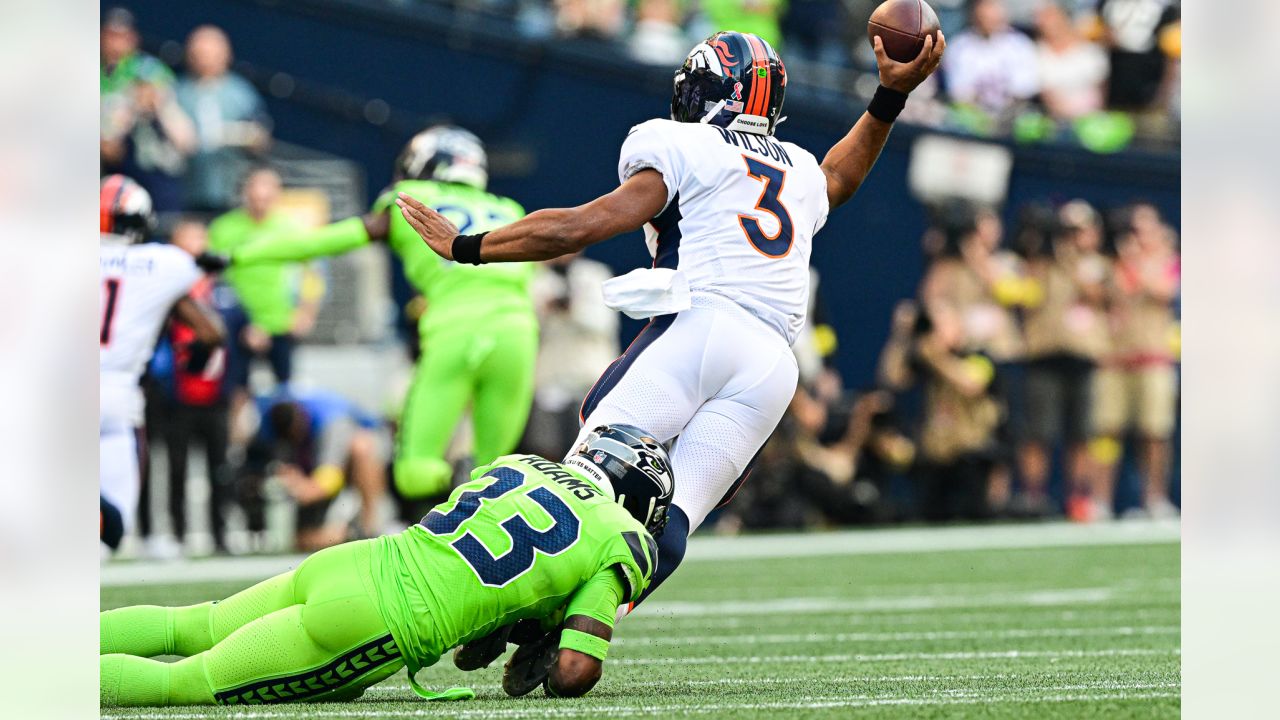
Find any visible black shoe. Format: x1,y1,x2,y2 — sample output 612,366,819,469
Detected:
454,624,513,671
502,629,561,697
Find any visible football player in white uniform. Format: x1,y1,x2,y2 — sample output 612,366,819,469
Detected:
397,31,944,606
100,175,225,550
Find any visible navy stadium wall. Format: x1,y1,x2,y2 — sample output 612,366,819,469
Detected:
118,0,1180,386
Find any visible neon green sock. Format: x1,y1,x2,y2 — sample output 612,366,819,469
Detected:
101,603,216,657
101,606,173,657
100,654,215,707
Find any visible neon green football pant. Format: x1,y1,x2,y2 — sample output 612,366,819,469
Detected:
394,317,538,499
100,540,403,706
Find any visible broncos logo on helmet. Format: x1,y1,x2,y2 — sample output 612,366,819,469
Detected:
671,31,787,136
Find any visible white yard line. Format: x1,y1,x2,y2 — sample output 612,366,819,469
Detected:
101,520,1179,587
610,647,1180,666
99,688,1180,719
622,605,1180,628
365,674,1175,694
633,586,1123,617
613,625,1179,646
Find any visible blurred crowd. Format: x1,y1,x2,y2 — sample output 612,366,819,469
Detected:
412,0,1181,149
720,197,1180,531
102,5,1178,557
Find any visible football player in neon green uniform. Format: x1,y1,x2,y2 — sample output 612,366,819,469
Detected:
229,126,536,505
101,425,674,707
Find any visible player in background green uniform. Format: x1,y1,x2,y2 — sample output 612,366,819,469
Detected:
229,126,536,506
101,425,674,707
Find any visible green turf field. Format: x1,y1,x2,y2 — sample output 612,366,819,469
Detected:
100,523,1179,719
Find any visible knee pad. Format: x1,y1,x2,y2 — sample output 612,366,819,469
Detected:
393,457,453,500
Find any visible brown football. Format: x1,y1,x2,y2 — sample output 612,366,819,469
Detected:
867,0,941,63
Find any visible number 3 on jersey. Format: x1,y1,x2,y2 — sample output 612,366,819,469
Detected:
738,155,794,258
422,467,581,587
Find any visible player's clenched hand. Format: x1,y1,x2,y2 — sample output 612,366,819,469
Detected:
873,31,945,94
395,192,459,260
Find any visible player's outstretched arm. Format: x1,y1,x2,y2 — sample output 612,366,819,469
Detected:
396,170,668,264
820,32,945,210
232,213,388,265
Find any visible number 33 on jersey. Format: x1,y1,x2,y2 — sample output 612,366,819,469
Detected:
618,118,830,344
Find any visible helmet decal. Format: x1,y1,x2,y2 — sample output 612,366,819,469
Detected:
710,38,739,75
571,424,675,537
671,32,787,136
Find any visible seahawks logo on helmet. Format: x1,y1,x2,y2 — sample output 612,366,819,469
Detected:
569,425,675,537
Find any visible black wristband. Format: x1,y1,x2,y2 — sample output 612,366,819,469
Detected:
451,232,487,265
867,85,909,124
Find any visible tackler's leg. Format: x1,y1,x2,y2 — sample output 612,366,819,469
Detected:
102,541,403,707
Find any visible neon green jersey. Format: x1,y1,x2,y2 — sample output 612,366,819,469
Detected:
373,180,535,334
369,454,657,673
208,209,302,334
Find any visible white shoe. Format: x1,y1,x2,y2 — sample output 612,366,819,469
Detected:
143,535,184,561
1146,498,1180,520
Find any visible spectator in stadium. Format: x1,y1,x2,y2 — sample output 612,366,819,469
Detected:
941,0,1039,118
918,203,1027,513
553,0,625,39
628,0,689,66
176,25,273,214
1086,0,1180,113
701,0,786,48
1091,203,1179,519
919,203,1027,366
522,253,619,460
902,304,1002,521
1016,201,1111,520
101,9,196,217
140,221,236,556
239,390,390,552
781,0,847,67
100,7,172,101
1034,1,1108,121
208,167,321,415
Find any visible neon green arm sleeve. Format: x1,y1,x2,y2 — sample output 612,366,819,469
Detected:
233,216,371,265
558,568,625,661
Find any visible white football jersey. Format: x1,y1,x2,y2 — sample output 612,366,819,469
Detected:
618,119,829,344
99,239,201,424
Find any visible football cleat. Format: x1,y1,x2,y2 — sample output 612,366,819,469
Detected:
502,628,561,698
453,624,513,671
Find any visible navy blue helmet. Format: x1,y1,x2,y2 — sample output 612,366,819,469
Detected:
395,125,488,189
671,31,788,136
564,424,675,537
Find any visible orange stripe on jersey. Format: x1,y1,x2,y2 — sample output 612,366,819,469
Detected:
745,35,771,118
100,175,124,233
